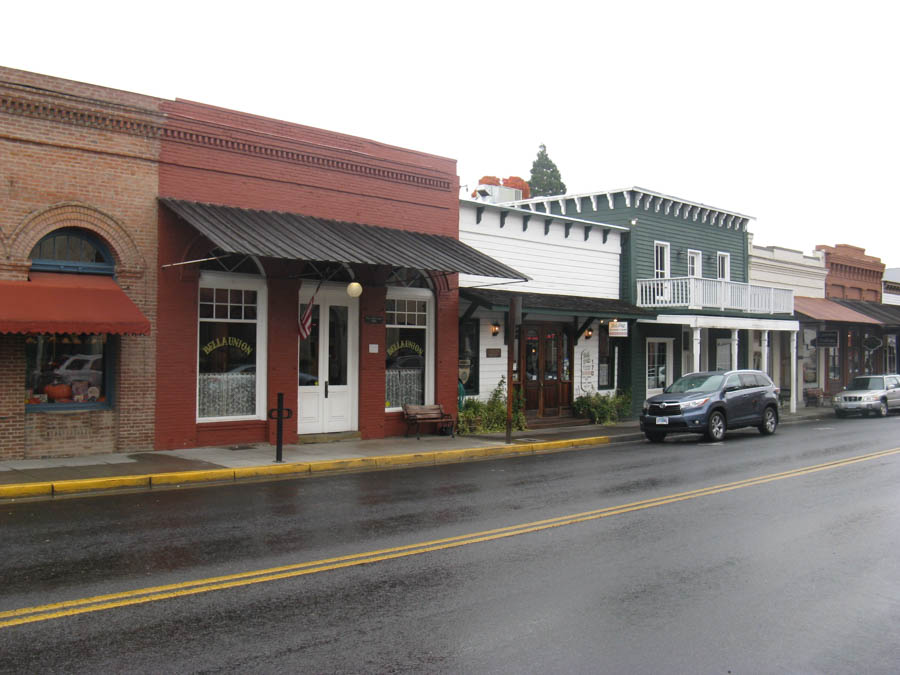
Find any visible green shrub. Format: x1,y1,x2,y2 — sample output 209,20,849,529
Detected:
457,376,526,434
573,390,632,424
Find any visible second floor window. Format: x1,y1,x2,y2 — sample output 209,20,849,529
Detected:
688,250,702,278
717,252,730,280
654,242,670,279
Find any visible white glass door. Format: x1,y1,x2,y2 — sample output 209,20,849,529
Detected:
297,285,358,434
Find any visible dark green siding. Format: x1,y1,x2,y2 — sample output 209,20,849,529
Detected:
529,190,753,418
533,193,750,303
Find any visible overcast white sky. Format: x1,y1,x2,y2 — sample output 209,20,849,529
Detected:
4,1,899,267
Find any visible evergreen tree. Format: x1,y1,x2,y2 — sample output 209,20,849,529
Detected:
528,144,567,197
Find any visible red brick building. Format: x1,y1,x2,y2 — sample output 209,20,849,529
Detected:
816,244,884,302
0,67,159,459
0,67,522,459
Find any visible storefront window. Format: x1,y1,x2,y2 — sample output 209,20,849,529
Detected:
197,278,265,419
298,305,320,386
800,328,818,387
458,320,480,396
544,330,559,381
647,339,671,392
887,335,898,374
25,334,108,406
848,329,861,377
26,228,115,409
525,329,539,381
385,293,431,409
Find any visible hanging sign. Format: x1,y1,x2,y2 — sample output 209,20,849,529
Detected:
608,320,628,338
814,330,838,348
863,335,883,351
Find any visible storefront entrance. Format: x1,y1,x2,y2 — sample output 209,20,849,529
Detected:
521,324,571,417
297,285,359,434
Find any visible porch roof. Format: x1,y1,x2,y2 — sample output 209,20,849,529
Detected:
793,296,880,324
830,299,900,327
459,288,653,319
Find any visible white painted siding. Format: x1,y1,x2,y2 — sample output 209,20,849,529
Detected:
884,290,900,306
459,201,621,299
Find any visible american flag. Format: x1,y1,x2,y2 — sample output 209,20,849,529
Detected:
298,296,315,340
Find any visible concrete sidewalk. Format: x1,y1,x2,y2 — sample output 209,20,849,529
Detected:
0,407,835,500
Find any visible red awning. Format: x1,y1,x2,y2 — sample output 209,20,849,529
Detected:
0,273,151,335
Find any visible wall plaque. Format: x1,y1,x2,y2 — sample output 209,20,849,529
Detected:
485,348,502,358
608,320,628,337
364,315,384,324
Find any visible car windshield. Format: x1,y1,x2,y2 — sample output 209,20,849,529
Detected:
665,374,724,394
849,376,884,390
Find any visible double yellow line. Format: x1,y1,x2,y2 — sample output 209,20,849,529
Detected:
3,446,898,629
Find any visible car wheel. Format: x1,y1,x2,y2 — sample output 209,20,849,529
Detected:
705,410,726,442
645,431,666,443
876,400,888,417
758,406,778,435
835,409,847,418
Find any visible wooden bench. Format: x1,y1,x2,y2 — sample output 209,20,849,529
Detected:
402,404,455,440
803,388,826,407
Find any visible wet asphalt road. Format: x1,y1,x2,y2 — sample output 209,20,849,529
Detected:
2,414,900,673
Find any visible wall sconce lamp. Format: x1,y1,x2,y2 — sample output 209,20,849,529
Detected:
490,322,501,337
585,327,594,339
346,281,363,298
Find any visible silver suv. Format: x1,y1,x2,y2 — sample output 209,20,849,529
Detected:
833,374,900,418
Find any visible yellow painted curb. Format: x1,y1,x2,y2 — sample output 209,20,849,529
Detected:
52,475,150,494
481,445,534,458
309,457,378,473
0,482,53,499
434,447,490,462
375,452,437,467
532,436,610,453
150,469,236,486
233,463,311,479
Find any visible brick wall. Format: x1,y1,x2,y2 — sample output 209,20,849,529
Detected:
0,67,161,458
816,244,885,302
0,336,25,458
156,99,462,447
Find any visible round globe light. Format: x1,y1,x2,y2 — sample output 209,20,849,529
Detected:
346,281,363,298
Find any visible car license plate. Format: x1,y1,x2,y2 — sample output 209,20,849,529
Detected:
656,417,669,425
845,403,857,409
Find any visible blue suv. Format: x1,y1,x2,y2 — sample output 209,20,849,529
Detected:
640,370,780,443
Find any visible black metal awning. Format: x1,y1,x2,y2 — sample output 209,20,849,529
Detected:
831,299,900,327
160,198,528,280
460,288,654,320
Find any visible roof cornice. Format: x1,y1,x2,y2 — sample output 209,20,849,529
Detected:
459,199,627,231
502,187,754,232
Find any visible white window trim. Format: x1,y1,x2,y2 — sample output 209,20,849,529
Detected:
385,286,435,411
654,241,671,279
687,249,702,278
197,271,268,423
646,337,675,397
717,252,731,281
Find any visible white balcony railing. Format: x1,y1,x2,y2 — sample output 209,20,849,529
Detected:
636,277,794,314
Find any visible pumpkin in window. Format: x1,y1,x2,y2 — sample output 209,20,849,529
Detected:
44,383,72,401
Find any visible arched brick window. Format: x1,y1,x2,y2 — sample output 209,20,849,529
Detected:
25,230,118,409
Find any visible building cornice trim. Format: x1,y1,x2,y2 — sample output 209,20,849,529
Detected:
1,91,452,192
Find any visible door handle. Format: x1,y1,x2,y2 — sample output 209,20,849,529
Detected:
325,381,328,398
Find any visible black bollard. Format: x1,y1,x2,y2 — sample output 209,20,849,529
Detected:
267,392,293,463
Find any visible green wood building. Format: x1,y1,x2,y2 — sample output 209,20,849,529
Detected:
507,187,800,416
